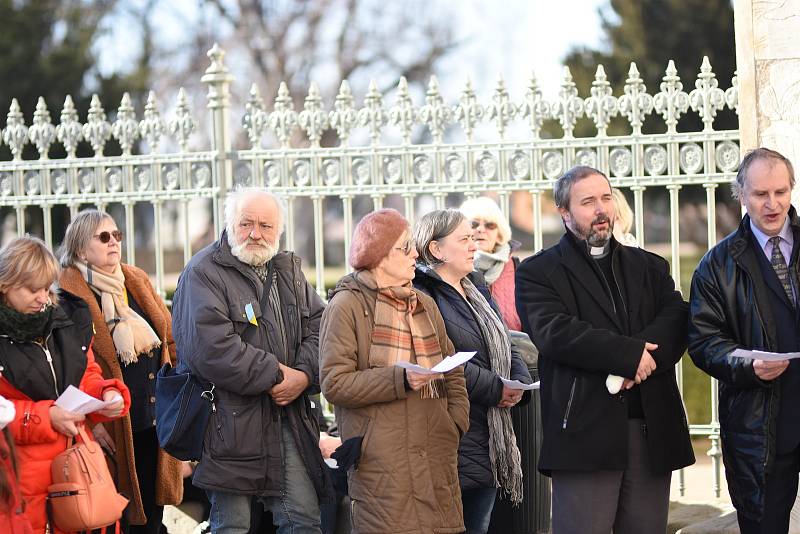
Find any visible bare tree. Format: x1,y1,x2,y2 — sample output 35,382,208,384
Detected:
186,0,459,142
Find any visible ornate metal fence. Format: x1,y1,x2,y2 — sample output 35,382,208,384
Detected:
0,44,739,497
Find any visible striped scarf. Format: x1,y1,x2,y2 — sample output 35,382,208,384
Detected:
463,277,524,504
369,283,446,399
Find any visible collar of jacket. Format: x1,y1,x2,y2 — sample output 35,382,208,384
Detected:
212,229,297,286
726,207,800,351
557,230,640,330
729,206,800,263
414,262,488,289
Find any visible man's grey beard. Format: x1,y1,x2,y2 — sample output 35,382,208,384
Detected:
569,212,613,247
228,230,277,266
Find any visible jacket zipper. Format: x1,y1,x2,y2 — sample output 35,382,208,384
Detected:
38,334,59,398
562,378,577,429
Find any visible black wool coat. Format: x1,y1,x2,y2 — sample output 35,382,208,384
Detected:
515,233,694,475
414,266,532,490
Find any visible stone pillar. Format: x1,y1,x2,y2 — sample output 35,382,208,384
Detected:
735,0,800,170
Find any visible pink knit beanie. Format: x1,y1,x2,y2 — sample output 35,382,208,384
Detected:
349,209,409,270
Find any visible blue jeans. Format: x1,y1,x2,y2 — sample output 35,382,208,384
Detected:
207,425,321,534
461,486,498,534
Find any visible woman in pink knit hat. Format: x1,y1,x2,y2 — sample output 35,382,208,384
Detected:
319,208,469,534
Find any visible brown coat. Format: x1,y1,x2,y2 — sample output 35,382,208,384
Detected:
59,265,183,526
320,272,470,534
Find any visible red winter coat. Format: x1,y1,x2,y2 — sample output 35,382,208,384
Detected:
0,429,32,534
0,294,131,534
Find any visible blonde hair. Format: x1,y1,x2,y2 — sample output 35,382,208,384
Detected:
0,236,60,304
611,188,634,235
459,196,512,248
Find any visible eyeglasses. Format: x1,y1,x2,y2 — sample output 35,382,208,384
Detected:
93,230,124,244
470,220,498,230
394,239,415,256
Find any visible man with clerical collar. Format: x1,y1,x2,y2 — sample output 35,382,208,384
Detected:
689,147,800,534
515,165,694,534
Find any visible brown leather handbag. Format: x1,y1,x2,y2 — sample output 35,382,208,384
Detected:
46,425,128,533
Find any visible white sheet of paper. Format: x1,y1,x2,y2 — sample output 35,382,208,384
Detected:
731,349,800,361
55,385,120,415
395,351,476,375
501,378,540,390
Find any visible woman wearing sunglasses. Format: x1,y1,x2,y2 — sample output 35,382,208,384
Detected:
58,210,183,534
460,197,522,331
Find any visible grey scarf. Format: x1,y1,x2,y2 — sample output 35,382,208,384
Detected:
472,243,511,285
462,277,524,504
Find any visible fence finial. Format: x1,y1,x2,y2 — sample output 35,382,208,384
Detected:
30,97,55,159
358,80,386,146
113,92,140,155
330,80,357,146
4,99,28,161
57,95,83,158
169,88,196,152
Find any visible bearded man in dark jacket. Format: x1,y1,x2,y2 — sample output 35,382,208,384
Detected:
515,166,693,534
172,188,330,534
689,148,800,534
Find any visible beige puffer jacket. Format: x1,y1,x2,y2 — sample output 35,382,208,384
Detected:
320,271,470,534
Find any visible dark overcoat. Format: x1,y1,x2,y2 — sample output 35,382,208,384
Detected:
516,233,694,475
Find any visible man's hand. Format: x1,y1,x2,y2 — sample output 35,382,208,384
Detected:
91,422,115,453
634,342,658,384
319,433,342,459
622,378,636,390
269,363,310,406
753,359,790,381
498,385,523,408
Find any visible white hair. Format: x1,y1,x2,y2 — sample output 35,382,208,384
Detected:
224,187,287,240
459,196,512,247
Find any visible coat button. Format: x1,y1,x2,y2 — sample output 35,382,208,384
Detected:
148,373,155,380
150,396,156,403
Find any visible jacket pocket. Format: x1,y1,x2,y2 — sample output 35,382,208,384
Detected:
229,298,262,337
210,400,264,460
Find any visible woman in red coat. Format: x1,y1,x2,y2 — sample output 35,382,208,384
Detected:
0,236,130,534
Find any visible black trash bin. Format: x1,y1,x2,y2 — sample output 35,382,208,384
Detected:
488,363,551,534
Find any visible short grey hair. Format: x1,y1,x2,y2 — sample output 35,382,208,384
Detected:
413,209,466,266
224,187,287,239
58,209,115,267
553,165,610,209
731,147,795,200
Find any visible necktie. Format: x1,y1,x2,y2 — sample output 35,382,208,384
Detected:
769,236,795,307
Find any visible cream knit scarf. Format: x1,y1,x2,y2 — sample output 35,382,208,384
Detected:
473,242,511,285
76,261,161,365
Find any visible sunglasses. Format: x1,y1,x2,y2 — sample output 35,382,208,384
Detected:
470,220,498,230
94,230,124,244
394,239,415,256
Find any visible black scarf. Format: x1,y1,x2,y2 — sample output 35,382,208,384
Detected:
0,301,53,343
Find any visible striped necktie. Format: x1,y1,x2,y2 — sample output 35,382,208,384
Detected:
769,236,795,307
